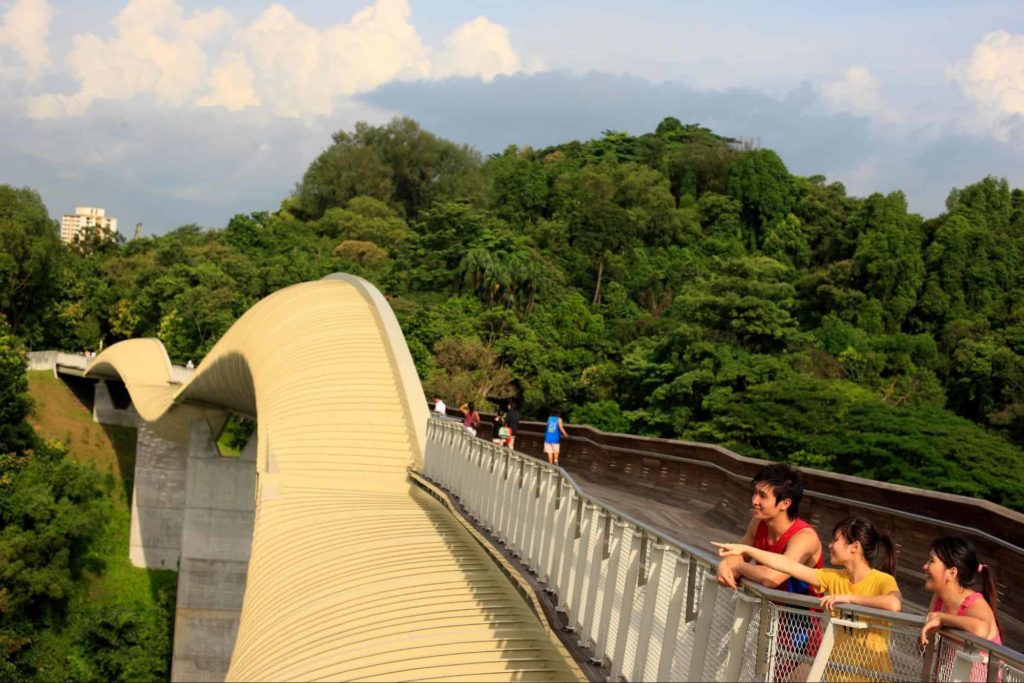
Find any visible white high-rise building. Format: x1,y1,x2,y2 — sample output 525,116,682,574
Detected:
60,207,118,244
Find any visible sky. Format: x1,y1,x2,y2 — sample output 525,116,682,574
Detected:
0,0,1022,235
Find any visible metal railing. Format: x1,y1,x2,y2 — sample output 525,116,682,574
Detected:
419,417,1024,682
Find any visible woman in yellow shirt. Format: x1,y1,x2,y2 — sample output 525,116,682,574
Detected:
715,516,902,681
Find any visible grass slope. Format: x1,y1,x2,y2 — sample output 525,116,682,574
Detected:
26,371,176,680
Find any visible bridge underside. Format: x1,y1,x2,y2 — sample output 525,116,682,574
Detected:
85,274,583,682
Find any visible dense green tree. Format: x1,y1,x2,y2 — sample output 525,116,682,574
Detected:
851,192,925,332
726,149,795,241
0,318,32,456
0,186,62,345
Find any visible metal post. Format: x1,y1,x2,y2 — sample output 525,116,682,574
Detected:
466,442,483,516
423,420,435,477
656,550,689,681
520,462,540,566
495,454,512,540
592,518,624,665
610,524,642,682
529,467,550,572
496,452,513,545
549,481,570,593
754,595,772,681
506,456,524,551
721,592,759,681
513,459,532,556
631,542,668,682
535,468,557,581
686,568,720,681
481,447,498,531
568,501,597,631
920,634,937,683
579,506,608,644
556,488,579,612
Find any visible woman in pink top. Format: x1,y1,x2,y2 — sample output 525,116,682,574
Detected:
921,536,1002,648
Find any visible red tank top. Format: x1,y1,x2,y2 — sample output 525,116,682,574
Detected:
754,518,823,596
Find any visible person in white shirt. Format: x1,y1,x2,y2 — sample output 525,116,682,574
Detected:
433,395,447,417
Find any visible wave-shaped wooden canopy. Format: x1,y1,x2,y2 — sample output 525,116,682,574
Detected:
86,274,582,682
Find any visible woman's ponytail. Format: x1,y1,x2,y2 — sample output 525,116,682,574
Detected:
832,517,898,574
978,564,1001,632
877,534,898,575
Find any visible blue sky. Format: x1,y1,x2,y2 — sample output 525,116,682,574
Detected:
0,0,1022,234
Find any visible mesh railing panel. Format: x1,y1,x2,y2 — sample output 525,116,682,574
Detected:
823,618,924,682
703,584,742,680
739,600,762,682
763,603,822,682
933,633,1000,683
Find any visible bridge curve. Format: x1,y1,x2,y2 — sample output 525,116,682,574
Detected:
85,274,583,682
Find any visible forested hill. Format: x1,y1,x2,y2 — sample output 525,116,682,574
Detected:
2,116,1024,509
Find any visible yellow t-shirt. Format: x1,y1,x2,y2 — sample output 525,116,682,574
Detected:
814,568,901,681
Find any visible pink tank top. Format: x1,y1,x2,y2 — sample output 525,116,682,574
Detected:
935,592,1002,645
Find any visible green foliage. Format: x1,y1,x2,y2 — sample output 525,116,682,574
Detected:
694,376,1024,509
0,186,62,345
293,117,484,221
0,438,109,676
727,149,795,240
0,318,33,456
572,400,632,433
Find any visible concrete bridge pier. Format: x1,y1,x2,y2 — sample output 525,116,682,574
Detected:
170,419,256,683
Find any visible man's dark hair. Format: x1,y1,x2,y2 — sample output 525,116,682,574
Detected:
752,463,804,520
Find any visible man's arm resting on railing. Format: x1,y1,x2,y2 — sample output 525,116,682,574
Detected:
731,529,820,590
713,540,821,589
716,518,758,589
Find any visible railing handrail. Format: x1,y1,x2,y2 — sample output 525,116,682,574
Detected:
462,406,1024,531
546,432,1024,557
423,417,1024,676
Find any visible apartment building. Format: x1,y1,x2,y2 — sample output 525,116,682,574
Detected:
60,206,118,244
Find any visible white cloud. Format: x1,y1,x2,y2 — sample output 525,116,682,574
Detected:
0,0,53,80
28,0,227,117
432,16,527,81
822,66,900,122
26,0,530,119
949,31,1024,140
196,51,260,111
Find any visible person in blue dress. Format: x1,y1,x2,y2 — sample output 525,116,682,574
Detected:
543,408,569,465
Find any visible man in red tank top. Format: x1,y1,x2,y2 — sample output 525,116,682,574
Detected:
716,463,823,594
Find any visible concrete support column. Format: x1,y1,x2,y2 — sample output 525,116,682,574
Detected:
171,418,256,683
130,421,188,570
